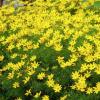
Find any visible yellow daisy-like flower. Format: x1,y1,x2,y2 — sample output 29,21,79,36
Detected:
15,97,22,100
30,55,36,61
86,87,93,94
11,53,17,59
31,61,39,69
54,44,63,51
12,82,19,88
34,91,41,98
0,55,4,61
94,82,100,94
25,89,31,96
33,43,39,49
53,83,62,93
37,72,45,80
47,74,54,80
47,79,55,87
56,56,64,64
60,95,67,100
7,72,14,79
42,95,49,100
95,66,100,75
23,76,30,84
71,71,80,80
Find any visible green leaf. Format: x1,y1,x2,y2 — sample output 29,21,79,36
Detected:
93,1,100,8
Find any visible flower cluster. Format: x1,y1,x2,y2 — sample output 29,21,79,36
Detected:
0,0,100,100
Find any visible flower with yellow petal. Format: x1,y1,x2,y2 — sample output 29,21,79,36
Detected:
37,72,45,80
53,83,62,93
42,95,49,100
25,89,31,96
13,82,19,88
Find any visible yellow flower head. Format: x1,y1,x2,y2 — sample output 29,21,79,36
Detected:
13,82,19,88
34,91,41,98
60,95,67,100
86,87,93,94
94,82,100,94
15,97,22,100
42,95,49,100
47,74,54,80
25,89,31,96
37,72,45,80
53,83,62,93
71,71,80,80
47,79,55,87
0,55,4,61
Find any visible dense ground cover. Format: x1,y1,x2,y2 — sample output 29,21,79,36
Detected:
0,0,100,100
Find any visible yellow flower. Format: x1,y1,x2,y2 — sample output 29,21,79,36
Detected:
94,82,100,94
95,66,100,75
0,71,2,76
60,62,69,68
39,37,46,44
7,44,15,51
31,61,39,69
88,63,96,70
47,74,54,80
71,71,80,80
60,95,67,100
13,82,19,88
11,53,17,59
37,72,45,80
42,95,49,100
17,72,22,78
15,97,22,100
84,72,91,78
53,83,62,93
80,64,88,72
33,43,39,49
25,89,31,96
0,55,4,61
34,91,41,98
47,79,55,87
30,55,36,61
54,44,63,51
56,56,64,64
86,87,93,94
7,72,14,79
23,77,30,84
21,54,27,59
59,3,65,11
75,77,87,92
27,70,35,76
